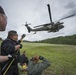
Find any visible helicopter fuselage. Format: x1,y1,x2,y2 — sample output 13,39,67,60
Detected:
31,22,64,32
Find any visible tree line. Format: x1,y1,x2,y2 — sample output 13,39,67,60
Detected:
34,34,76,45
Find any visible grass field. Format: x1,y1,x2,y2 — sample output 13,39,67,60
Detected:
0,41,76,75
20,42,76,75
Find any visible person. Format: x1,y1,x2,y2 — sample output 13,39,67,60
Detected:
17,51,28,75
0,6,25,75
27,55,50,75
18,62,27,74
20,51,29,66
0,6,7,31
0,6,26,63
0,6,12,75
0,6,9,62
1,30,23,75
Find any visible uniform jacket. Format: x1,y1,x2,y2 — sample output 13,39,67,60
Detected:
20,54,29,65
1,38,20,69
27,58,50,75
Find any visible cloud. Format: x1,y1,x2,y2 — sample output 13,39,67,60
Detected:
0,0,76,41
64,1,76,9
64,1,76,16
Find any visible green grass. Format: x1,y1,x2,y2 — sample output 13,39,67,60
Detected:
0,41,76,75
20,42,76,75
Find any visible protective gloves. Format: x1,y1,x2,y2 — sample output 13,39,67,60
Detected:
39,56,44,60
8,54,16,59
19,44,22,49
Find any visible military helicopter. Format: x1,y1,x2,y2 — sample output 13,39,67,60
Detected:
24,4,75,33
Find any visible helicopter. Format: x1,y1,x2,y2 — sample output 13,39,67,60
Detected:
24,4,75,34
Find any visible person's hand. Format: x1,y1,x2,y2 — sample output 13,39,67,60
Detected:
21,34,26,39
39,56,44,60
8,54,16,59
19,44,22,49
8,54,12,59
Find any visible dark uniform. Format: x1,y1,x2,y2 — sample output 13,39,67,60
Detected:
20,53,29,65
1,38,21,75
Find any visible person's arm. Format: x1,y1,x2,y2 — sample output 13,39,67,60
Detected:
15,44,22,51
15,34,25,50
0,56,8,62
18,63,23,71
17,34,26,44
0,54,13,62
38,56,50,71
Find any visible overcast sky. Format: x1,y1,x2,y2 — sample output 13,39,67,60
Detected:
0,0,76,41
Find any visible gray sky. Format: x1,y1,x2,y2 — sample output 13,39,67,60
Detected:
0,0,76,41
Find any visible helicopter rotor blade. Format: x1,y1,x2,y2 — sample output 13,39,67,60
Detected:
34,4,53,28
47,4,53,24
57,14,75,21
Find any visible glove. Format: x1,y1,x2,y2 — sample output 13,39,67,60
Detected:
12,53,17,58
39,56,44,60
19,44,22,49
8,54,12,59
8,54,16,59
22,34,26,39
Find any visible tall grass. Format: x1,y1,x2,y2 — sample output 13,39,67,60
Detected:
0,41,76,75
21,42,76,75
